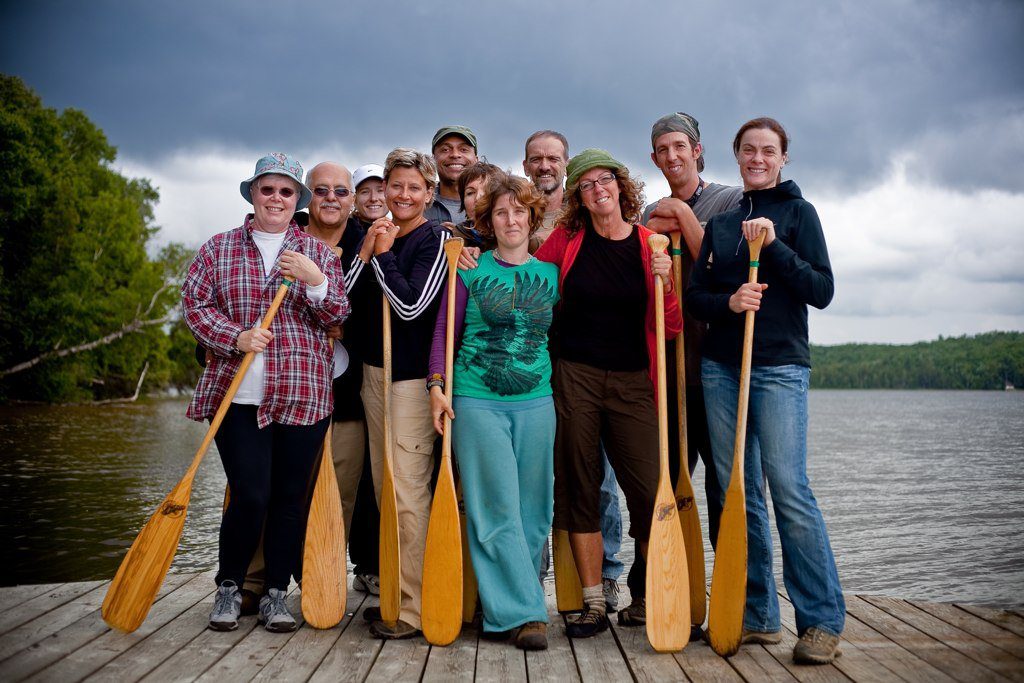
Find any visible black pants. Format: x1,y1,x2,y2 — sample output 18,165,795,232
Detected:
214,404,329,590
347,432,380,575
626,381,718,601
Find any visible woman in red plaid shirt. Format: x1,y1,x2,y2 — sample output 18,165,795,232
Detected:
182,153,349,633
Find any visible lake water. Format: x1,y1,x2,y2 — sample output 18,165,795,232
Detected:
2,391,1022,607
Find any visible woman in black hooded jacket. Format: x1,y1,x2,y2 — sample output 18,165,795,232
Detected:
688,117,844,665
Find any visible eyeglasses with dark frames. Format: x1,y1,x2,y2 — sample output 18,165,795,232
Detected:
578,172,617,193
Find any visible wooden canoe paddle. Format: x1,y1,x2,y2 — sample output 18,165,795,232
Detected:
379,294,402,626
670,232,707,628
301,246,347,629
552,528,583,613
102,277,294,632
421,237,465,645
458,480,478,623
707,230,766,657
645,233,690,652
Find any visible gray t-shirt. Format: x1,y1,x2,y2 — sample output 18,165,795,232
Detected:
642,181,742,226
424,189,466,225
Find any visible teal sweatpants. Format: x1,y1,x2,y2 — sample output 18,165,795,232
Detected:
452,395,555,632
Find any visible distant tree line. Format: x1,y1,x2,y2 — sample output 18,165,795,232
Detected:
810,332,1024,390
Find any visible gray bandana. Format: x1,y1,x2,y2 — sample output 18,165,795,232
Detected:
650,112,700,147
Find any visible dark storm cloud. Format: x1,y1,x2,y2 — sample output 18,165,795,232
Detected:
3,0,1022,192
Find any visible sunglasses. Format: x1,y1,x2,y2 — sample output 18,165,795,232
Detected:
313,186,352,198
256,184,297,199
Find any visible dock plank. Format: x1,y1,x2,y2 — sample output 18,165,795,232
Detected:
0,583,108,662
85,578,218,683
763,626,851,682
608,617,686,681
136,606,260,682
846,596,1006,682
0,573,192,679
307,595,383,683
524,596,581,683
0,584,64,613
562,613,631,682
362,637,430,683
194,591,305,682
864,595,1024,682
956,605,1024,640
911,600,1024,660
674,640,746,682
778,594,907,683
0,582,105,638
24,573,213,683
251,589,368,683
476,633,526,681
421,622,477,682
729,646,800,682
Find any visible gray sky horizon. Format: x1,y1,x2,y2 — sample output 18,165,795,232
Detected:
3,0,1022,345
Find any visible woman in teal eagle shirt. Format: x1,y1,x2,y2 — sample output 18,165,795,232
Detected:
428,172,559,651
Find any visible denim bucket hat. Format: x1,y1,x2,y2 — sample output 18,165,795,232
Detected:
240,152,313,210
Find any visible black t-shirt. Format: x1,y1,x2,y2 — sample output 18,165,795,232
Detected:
559,227,648,371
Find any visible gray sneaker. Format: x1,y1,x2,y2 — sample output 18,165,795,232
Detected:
258,588,297,632
209,580,242,631
353,573,380,596
602,578,620,612
793,626,842,664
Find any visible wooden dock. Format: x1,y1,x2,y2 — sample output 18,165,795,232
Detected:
0,572,1021,682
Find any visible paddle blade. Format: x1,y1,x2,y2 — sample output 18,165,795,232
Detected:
707,481,747,656
646,480,690,652
378,455,402,624
675,477,707,625
301,440,347,629
421,462,463,645
552,528,583,613
101,481,192,632
458,483,478,623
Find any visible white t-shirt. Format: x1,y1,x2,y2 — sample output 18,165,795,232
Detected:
234,230,328,405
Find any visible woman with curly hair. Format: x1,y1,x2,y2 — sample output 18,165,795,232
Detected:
428,172,560,650
534,149,682,639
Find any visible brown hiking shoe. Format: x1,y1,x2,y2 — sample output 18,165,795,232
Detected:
741,628,783,645
793,627,842,664
617,597,645,626
514,621,548,650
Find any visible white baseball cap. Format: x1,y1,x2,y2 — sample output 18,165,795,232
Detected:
352,164,385,190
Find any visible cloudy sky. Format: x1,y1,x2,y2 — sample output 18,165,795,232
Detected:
3,0,1022,344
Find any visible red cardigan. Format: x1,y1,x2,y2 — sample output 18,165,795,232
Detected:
535,224,683,403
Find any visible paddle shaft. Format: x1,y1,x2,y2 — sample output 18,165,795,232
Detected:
102,277,293,632
670,232,707,626
301,246,347,629
378,295,402,625
421,237,465,645
646,233,690,652
707,231,766,656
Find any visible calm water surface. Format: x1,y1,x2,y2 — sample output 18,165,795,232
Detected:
2,391,1022,607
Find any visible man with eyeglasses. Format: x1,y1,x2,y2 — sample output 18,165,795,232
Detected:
302,162,383,597
424,125,479,225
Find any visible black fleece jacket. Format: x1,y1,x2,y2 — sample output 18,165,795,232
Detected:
687,180,833,367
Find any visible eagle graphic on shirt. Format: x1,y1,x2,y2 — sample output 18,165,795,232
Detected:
459,270,556,396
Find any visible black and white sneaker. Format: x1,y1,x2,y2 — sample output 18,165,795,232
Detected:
209,581,242,631
258,588,297,632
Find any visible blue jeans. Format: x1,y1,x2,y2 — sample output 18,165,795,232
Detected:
702,359,844,636
599,447,624,581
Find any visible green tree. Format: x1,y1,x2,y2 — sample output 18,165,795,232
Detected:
0,75,186,402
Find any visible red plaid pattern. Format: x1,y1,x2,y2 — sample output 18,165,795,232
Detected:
182,216,350,427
